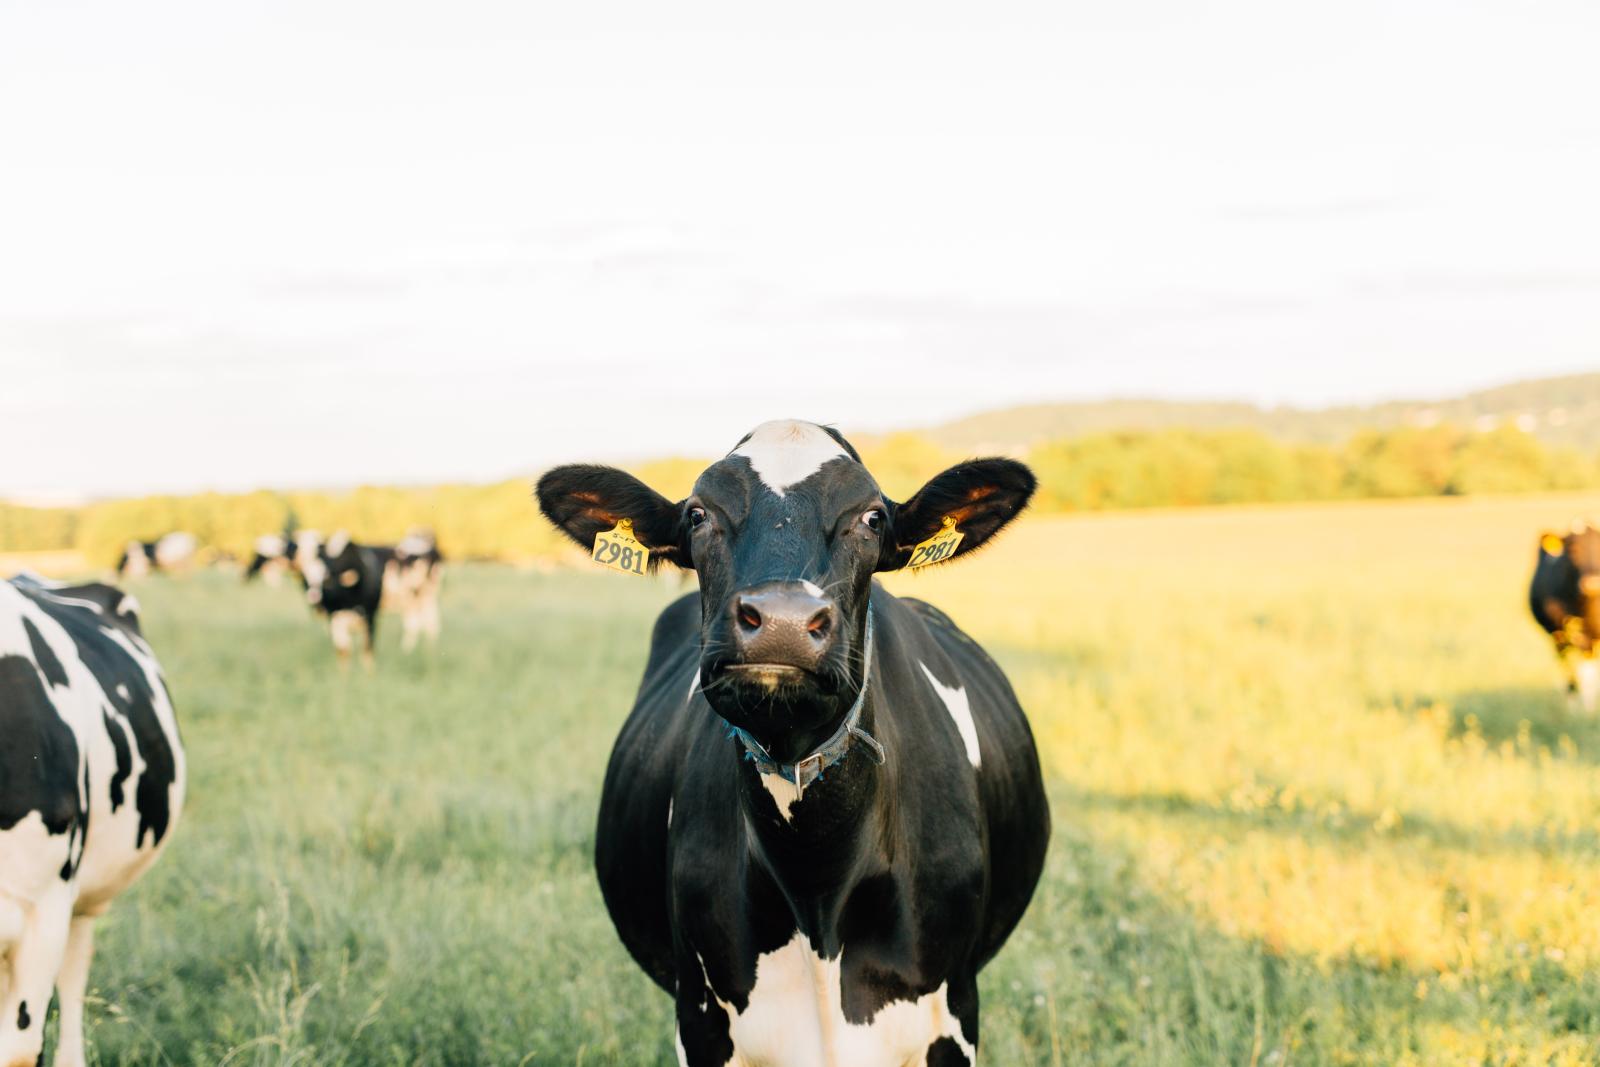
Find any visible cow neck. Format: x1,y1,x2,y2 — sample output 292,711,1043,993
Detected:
728,608,885,797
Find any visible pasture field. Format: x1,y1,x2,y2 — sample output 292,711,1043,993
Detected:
38,493,1600,1065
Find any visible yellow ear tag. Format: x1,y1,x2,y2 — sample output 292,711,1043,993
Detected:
907,516,964,569
1543,533,1565,556
592,519,649,577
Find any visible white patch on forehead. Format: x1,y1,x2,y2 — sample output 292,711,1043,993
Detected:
707,933,975,1065
731,420,848,496
920,663,980,768
326,530,351,556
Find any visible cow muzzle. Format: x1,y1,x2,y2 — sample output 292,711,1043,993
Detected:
726,582,836,677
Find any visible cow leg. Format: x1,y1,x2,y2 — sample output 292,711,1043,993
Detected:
360,610,376,673
50,915,97,1067
0,887,71,1067
329,610,357,669
1578,658,1600,713
401,604,420,654
421,593,440,646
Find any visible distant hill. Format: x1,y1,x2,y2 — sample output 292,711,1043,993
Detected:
894,373,1600,454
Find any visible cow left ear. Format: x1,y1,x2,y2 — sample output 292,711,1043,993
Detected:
536,464,691,568
880,458,1037,571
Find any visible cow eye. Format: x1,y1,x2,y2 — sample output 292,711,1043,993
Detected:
861,509,885,532
688,506,707,528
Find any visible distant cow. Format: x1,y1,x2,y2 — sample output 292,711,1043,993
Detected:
385,532,443,652
115,532,197,579
243,533,296,586
300,531,443,666
537,419,1049,1066
1530,524,1600,710
0,575,185,1067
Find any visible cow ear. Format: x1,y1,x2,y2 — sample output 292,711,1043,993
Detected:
536,465,690,568
880,458,1036,571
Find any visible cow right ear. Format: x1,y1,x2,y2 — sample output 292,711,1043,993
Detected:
535,465,690,568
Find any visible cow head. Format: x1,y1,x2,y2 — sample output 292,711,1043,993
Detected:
304,531,366,609
538,420,1035,763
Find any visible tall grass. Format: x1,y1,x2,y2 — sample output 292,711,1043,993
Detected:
56,491,1600,1064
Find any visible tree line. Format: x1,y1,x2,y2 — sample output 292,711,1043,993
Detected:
4,424,1596,566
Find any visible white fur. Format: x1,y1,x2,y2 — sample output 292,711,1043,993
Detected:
0,581,185,1067
800,580,824,598
1578,659,1600,713
919,663,980,769
705,933,975,1066
731,421,848,496
152,532,196,568
760,774,802,823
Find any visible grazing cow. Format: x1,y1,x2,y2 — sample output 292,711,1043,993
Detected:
302,532,385,668
385,532,444,652
243,533,296,586
298,530,444,665
537,419,1050,1067
114,532,197,579
0,575,185,1067
1530,524,1600,710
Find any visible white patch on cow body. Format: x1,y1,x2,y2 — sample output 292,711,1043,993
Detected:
397,532,433,556
117,594,140,617
255,534,286,557
153,531,196,568
919,663,980,768
705,933,975,1066
115,683,130,701
731,420,848,496
760,774,802,823
1578,659,1600,713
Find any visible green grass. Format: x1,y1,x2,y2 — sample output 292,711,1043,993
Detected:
59,493,1600,1064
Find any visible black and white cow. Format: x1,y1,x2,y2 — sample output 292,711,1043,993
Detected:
114,532,197,579
0,575,185,1067
299,531,444,665
537,420,1050,1067
385,532,444,653
1530,524,1600,710
243,533,297,586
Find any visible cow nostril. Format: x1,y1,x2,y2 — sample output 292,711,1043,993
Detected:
807,608,833,640
736,601,763,632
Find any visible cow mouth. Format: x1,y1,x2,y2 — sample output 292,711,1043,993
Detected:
723,663,812,688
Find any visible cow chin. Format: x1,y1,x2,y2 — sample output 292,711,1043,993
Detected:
699,661,846,759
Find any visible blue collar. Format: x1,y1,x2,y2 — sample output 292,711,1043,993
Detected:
729,609,886,799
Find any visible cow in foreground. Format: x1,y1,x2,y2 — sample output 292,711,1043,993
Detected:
0,575,185,1067
537,420,1049,1067
1530,524,1600,710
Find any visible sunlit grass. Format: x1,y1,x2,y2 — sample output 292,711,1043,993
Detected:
50,490,1600,1064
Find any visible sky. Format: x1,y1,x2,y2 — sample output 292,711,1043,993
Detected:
2,0,1597,498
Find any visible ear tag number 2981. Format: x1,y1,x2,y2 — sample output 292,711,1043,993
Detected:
907,517,963,569
592,519,649,577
